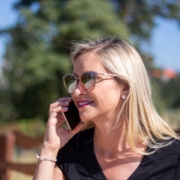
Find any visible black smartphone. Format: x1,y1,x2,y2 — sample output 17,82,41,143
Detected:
61,101,81,130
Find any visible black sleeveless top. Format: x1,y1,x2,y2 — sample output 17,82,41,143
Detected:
56,128,180,180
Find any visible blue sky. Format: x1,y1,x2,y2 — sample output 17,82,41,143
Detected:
0,0,180,72
151,18,180,72
0,0,18,64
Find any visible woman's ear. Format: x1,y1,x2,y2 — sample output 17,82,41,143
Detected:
122,83,130,98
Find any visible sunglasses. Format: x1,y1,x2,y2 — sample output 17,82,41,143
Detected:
62,71,117,93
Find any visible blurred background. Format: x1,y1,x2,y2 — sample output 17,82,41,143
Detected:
0,0,180,179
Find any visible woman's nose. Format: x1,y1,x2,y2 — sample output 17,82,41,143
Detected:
73,81,87,95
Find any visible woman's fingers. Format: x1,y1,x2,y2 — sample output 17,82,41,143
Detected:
49,105,68,123
49,97,72,113
44,97,84,151
53,106,68,112
48,97,73,127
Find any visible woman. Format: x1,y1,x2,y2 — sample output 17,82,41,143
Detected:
33,38,180,180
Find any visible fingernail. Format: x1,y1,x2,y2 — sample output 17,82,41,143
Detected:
63,107,68,110
64,102,69,104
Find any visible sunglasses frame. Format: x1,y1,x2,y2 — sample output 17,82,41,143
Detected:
62,71,117,93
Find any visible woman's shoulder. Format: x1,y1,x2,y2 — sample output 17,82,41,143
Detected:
130,139,180,180
147,138,180,161
160,138,180,153
172,138,180,150
150,138,180,154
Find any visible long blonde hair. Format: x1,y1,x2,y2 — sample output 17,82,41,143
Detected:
70,38,179,155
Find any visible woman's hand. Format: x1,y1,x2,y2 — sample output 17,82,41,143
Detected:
41,97,84,156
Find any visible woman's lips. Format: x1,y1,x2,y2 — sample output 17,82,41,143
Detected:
77,101,93,108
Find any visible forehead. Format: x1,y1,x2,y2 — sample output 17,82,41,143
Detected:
73,52,106,75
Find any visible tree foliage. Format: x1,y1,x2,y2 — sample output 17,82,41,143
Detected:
0,0,128,122
115,0,180,40
1,0,180,122
160,76,180,109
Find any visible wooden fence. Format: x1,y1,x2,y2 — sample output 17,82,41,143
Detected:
0,131,43,180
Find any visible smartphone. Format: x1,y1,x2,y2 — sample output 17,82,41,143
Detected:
61,101,81,130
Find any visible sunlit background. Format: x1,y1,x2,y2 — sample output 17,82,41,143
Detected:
0,0,180,179
1,1,180,71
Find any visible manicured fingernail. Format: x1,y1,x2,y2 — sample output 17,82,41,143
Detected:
64,102,69,104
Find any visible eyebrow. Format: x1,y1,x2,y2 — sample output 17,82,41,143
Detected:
72,72,78,76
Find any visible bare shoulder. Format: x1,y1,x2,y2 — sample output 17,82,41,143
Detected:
53,165,65,180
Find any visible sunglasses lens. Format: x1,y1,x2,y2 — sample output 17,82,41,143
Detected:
63,75,77,93
63,72,97,93
81,72,96,91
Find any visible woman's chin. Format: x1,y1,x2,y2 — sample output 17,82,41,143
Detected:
80,116,91,122
79,113,93,122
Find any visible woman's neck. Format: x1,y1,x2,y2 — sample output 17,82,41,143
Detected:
93,120,129,158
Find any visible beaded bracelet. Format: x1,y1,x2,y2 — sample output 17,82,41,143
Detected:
36,154,57,162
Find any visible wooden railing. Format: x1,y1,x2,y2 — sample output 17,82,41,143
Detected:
0,131,44,180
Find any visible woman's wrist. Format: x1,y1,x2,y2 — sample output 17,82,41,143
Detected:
36,154,57,162
39,145,59,159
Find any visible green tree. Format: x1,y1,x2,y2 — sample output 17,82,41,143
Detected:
160,75,180,109
115,0,180,40
1,0,180,122
114,0,180,67
0,0,129,122
15,0,180,41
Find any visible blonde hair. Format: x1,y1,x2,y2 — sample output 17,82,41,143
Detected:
70,38,179,155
